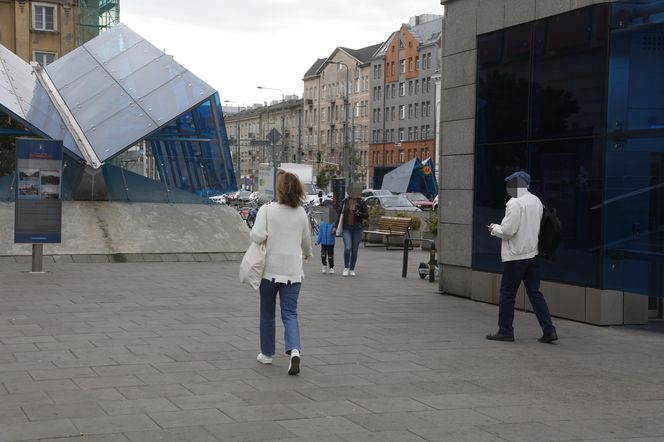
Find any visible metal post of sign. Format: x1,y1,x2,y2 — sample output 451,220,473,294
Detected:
31,244,44,273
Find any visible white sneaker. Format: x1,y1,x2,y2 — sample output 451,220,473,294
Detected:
329,268,335,275
350,270,356,277
321,266,327,274
288,349,300,375
342,268,349,277
256,353,273,364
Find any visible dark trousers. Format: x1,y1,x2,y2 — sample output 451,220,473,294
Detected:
320,245,334,268
498,257,556,336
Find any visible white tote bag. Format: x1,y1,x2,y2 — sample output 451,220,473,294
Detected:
239,206,268,290
335,202,344,237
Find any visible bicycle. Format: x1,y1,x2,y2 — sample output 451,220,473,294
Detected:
238,200,259,229
303,201,320,235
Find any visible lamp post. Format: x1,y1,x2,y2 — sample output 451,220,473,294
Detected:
330,61,350,184
257,86,285,200
224,100,242,189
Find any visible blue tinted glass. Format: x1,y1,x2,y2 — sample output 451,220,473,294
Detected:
476,24,531,144
530,6,609,139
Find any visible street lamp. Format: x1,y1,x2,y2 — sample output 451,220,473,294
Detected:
224,100,242,189
329,61,350,184
257,86,286,200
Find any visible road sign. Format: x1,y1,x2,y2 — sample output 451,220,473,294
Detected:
267,128,282,144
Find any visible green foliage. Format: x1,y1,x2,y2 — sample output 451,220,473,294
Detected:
426,212,439,235
368,204,385,218
316,164,337,191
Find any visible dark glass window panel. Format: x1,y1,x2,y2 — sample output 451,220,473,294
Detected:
611,1,664,31
529,139,602,286
530,6,609,139
473,143,527,273
476,24,531,144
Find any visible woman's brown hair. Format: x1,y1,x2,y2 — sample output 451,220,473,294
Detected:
276,171,305,208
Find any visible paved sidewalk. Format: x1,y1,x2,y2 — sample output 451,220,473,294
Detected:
0,244,663,441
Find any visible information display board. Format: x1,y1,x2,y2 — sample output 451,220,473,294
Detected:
14,138,63,244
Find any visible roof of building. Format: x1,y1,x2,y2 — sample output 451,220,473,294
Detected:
339,43,383,65
373,16,443,59
303,58,327,80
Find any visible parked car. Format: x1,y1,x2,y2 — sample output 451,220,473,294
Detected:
227,190,252,205
363,195,422,212
361,188,393,198
208,195,227,205
403,192,434,211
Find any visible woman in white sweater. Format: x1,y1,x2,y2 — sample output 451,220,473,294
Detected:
249,172,313,375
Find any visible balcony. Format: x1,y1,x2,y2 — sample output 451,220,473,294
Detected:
305,99,313,106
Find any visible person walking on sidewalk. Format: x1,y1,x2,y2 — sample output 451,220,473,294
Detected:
486,171,558,344
250,171,313,375
316,220,336,274
335,183,368,277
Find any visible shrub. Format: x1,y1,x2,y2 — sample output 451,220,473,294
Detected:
396,212,421,231
426,212,438,235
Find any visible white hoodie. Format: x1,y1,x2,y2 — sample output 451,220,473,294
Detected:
490,190,543,262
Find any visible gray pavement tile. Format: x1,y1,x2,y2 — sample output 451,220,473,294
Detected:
479,422,577,442
204,421,295,441
73,375,145,390
153,361,218,372
98,398,179,416
344,411,440,432
72,415,160,435
414,409,502,427
286,400,371,418
168,393,246,410
296,386,378,402
48,388,126,404
183,380,257,395
92,365,161,377
0,418,79,442
613,416,664,436
232,390,313,406
339,430,428,442
349,397,434,413
218,404,306,422
411,426,507,442
21,402,107,421
277,416,366,437
136,372,208,385
148,409,232,427
38,434,131,442
304,374,375,388
199,369,267,382
125,427,218,442
4,379,79,394
117,384,194,400
263,437,344,442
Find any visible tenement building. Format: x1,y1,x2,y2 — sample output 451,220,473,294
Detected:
369,14,442,188
438,0,664,325
303,44,381,186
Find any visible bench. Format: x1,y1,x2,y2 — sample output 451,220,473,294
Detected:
363,216,412,250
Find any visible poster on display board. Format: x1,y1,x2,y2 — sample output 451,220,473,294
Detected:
14,138,63,244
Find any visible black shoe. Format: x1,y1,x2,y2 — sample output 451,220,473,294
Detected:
486,332,514,342
538,331,558,343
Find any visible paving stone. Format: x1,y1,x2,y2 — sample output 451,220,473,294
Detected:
349,397,434,413
98,398,179,416
0,419,79,441
21,402,107,421
278,416,366,437
116,384,194,400
168,393,246,410
286,400,371,418
148,409,232,427
344,411,439,432
218,404,305,422
125,427,218,442
339,430,428,442
72,415,160,435
204,421,295,441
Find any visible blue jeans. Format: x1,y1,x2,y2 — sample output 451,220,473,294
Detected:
259,279,301,356
498,258,556,336
342,226,363,270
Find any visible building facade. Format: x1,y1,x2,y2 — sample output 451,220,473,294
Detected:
224,98,303,190
438,0,664,325
303,44,380,187
369,15,442,188
0,0,119,66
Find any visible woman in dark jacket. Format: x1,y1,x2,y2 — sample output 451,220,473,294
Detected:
334,184,368,277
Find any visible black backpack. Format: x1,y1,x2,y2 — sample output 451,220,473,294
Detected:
538,207,562,259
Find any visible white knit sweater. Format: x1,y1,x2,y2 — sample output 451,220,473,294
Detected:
250,202,313,283
490,190,543,262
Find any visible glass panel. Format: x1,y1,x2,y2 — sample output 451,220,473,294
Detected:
103,39,163,79
139,71,215,124
46,46,99,90
476,24,531,144
530,6,609,139
83,23,143,64
120,54,187,101
84,102,156,160
71,82,133,129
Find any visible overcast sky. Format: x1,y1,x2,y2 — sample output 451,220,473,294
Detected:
122,1,443,107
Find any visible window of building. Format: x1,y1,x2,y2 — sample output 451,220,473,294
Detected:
409,57,414,72
414,103,419,118
415,56,420,70
391,107,396,121
399,83,405,97
33,51,57,66
408,127,413,140
391,84,396,98
399,105,406,120
408,104,413,119
399,129,405,142
32,3,57,31
415,80,419,94
426,101,431,117
408,81,413,95
399,149,404,162
400,59,406,73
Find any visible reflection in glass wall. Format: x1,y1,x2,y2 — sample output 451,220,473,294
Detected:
474,4,608,287
604,1,664,297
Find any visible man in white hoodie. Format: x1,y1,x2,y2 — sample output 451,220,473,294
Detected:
486,171,558,343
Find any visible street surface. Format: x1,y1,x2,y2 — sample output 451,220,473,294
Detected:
0,245,663,441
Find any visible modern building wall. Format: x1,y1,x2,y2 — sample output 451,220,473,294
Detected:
0,0,81,65
369,15,442,188
438,0,655,325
